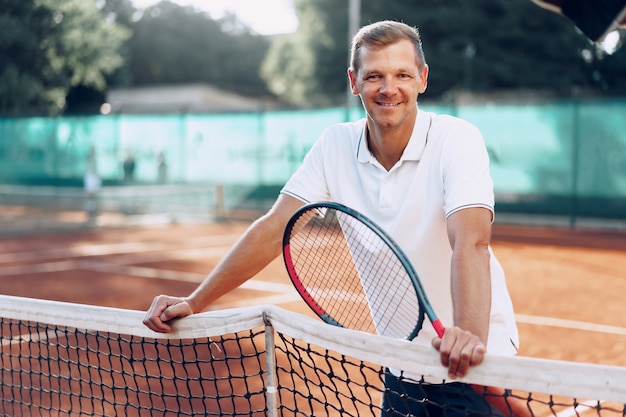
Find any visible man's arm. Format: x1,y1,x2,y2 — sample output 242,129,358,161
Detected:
143,194,305,333
432,207,493,379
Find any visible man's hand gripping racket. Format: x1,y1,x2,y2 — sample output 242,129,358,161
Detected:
282,202,445,341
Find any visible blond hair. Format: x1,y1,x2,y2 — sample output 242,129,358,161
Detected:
350,20,426,75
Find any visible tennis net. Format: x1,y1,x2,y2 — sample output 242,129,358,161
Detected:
0,294,625,416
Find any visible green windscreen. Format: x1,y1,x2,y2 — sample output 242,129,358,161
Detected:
1,100,624,219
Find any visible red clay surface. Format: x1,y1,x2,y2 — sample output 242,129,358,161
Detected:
1,218,625,369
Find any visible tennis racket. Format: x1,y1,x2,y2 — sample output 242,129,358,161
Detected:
282,202,445,340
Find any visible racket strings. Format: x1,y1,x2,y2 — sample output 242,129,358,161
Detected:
288,209,423,339
291,216,374,331
340,220,421,338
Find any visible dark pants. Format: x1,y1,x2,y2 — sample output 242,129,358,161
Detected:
381,370,504,417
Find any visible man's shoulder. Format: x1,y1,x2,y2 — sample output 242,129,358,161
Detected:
426,111,482,139
429,112,477,129
322,118,366,137
315,119,366,152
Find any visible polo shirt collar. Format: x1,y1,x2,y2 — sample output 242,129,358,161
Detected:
356,110,431,164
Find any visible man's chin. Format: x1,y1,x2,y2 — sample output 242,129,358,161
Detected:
369,117,400,130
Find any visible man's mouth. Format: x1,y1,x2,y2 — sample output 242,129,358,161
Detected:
377,102,400,107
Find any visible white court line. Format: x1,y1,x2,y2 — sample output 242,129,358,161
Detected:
239,279,295,293
516,313,626,336
0,260,78,276
105,246,233,265
211,292,303,310
0,234,242,263
81,261,207,283
81,260,296,293
2,255,624,334
2,255,625,333
4,233,624,337
0,257,295,294
0,242,173,263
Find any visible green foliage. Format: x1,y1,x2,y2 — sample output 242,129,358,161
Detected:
261,0,626,106
96,0,136,87
262,0,351,108
128,1,271,95
0,0,47,115
2,0,625,115
0,0,130,115
400,0,591,97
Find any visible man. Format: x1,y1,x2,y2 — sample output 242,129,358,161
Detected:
144,20,519,416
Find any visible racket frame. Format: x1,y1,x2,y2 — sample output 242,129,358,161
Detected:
282,202,445,340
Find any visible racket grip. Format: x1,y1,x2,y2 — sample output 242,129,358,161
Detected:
432,319,445,338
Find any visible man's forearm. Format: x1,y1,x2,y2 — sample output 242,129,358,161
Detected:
186,215,283,313
186,194,304,313
450,244,492,344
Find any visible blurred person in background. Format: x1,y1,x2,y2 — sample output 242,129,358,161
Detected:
84,146,101,222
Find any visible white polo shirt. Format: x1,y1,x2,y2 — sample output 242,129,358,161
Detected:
281,109,519,356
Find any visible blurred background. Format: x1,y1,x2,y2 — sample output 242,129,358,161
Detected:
1,0,625,230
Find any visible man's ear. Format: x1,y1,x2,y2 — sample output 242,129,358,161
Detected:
419,65,429,94
347,68,359,95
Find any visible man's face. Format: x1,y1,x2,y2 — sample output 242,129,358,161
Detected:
349,39,428,131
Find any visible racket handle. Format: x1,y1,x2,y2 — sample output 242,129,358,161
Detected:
432,319,445,338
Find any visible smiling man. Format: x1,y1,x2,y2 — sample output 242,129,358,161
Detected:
144,20,519,417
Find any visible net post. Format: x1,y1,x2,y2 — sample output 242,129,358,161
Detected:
263,310,279,417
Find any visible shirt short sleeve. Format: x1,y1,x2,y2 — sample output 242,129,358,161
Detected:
438,117,495,219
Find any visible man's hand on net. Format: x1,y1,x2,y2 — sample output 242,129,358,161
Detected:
143,295,193,333
431,326,486,380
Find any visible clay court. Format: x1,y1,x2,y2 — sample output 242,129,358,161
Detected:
1,212,625,371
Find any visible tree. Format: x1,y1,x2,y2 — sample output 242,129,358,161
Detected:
65,0,138,114
129,1,271,96
97,0,137,88
398,0,592,97
261,0,626,107
262,0,350,108
0,0,130,116
0,0,48,115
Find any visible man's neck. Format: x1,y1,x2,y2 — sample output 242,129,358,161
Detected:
366,112,417,171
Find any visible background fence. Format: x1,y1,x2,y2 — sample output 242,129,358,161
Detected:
1,98,625,222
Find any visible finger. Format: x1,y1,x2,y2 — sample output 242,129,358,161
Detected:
449,342,486,379
160,300,192,322
142,296,180,333
435,327,483,379
143,309,172,333
448,344,471,379
435,332,456,369
470,343,486,366
431,337,442,351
